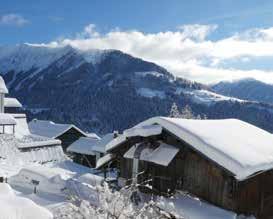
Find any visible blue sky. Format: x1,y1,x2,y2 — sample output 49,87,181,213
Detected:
2,0,273,83
1,0,273,44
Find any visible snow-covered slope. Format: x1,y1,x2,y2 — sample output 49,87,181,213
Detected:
176,88,245,105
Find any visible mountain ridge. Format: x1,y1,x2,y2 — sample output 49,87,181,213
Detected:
212,78,273,105
1,44,273,134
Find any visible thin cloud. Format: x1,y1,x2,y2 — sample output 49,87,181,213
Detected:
0,14,29,27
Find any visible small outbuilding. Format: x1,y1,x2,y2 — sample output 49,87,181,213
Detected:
28,119,91,152
67,133,116,168
67,137,102,167
101,117,273,218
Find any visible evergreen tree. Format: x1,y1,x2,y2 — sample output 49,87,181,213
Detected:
180,105,195,119
169,102,181,118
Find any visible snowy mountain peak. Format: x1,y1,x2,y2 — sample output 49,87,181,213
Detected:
0,44,119,75
75,48,112,65
0,44,75,73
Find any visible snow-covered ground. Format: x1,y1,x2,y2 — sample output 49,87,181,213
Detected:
0,183,53,219
0,158,255,219
157,193,239,219
176,88,246,105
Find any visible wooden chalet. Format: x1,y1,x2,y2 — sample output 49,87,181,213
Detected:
99,117,273,219
28,119,90,152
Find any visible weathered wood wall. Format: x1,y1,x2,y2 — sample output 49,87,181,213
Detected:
235,170,273,218
72,153,96,167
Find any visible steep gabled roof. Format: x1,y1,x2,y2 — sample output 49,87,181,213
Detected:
28,119,88,139
0,76,8,94
106,117,273,181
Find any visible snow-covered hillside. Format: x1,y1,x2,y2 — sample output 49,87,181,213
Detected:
1,44,273,135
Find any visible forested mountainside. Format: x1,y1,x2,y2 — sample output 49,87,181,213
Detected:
1,44,273,134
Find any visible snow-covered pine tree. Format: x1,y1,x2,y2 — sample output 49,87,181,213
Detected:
169,103,206,119
169,103,181,118
180,105,194,119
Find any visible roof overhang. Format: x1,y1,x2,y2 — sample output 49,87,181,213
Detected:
4,98,22,108
124,142,179,166
96,153,115,169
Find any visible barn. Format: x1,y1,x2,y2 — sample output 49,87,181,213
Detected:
67,136,102,167
28,119,92,152
67,133,116,169
100,117,273,218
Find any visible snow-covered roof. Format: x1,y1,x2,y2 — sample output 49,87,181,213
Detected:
86,133,117,154
0,76,8,94
96,153,115,169
85,132,101,140
105,126,162,153
123,124,162,138
107,117,273,180
67,133,113,155
124,142,179,166
17,134,62,149
4,97,22,108
28,119,88,138
0,113,16,125
67,137,101,155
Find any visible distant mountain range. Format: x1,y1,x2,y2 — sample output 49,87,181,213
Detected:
212,78,273,105
1,44,273,134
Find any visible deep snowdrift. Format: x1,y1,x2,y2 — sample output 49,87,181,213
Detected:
0,183,53,219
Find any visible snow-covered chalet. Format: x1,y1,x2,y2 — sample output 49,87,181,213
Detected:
98,117,273,219
28,119,91,152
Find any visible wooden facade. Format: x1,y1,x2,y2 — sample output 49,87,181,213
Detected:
72,153,97,167
72,152,104,168
110,131,273,218
57,127,86,152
